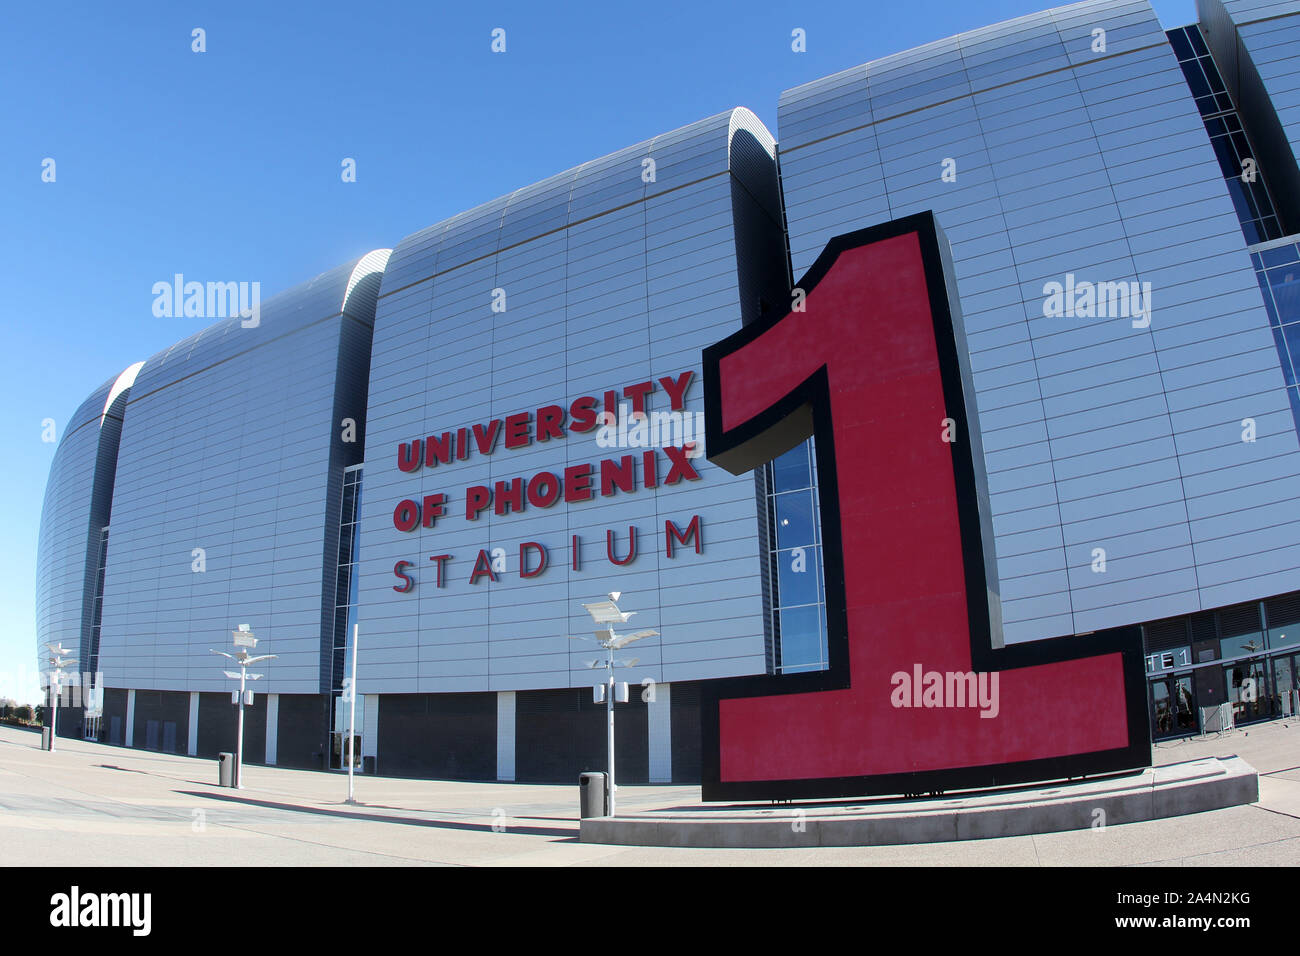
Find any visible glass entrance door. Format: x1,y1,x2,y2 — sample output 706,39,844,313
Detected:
1273,654,1299,717
330,730,362,770
1171,676,1197,734
329,695,363,771
1225,658,1275,724
1149,675,1198,737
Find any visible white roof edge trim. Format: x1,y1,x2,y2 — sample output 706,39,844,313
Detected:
101,361,146,427
343,249,392,310
728,107,777,159
346,248,392,297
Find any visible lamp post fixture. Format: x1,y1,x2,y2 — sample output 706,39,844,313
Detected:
343,622,359,805
571,592,657,817
44,642,78,753
210,625,276,789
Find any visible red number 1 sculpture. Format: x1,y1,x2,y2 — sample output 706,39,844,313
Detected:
701,211,1149,801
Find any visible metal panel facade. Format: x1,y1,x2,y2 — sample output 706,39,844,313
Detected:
35,367,138,675
95,254,388,694
1221,0,1300,166
1198,0,1300,234
777,0,1300,642
355,108,784,693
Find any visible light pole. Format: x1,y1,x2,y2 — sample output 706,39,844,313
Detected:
44,642,78,753
571,592,657,817
211,625,276,789
344,622,359,804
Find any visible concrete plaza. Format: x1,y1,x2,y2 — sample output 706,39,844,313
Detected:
1,722,1298,866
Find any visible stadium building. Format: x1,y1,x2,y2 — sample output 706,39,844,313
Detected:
36,0,1300,782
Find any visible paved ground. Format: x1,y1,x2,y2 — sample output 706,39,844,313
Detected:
1,721,1298,865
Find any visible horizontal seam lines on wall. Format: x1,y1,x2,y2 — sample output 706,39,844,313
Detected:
778,40,1172,158
376,171,731,303
124,310,369,407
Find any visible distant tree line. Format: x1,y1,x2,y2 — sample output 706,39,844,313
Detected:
0,701,41,724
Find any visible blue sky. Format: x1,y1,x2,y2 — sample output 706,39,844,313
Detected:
0,0,1198,703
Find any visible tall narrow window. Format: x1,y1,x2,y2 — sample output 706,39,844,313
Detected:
764,441,829,673
1167,26,1284,244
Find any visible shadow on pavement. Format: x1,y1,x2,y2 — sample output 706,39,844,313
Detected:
176,789,577,839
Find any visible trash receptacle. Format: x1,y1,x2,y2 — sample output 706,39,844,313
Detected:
41,727,52,751
580,771,607,818
363,755,375,775
218,752,234,788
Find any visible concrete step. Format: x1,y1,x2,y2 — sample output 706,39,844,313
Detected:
579,756,1260,848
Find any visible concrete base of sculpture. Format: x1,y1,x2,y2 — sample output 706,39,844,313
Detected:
579,756,1259,848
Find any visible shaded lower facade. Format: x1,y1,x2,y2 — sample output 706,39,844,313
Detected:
80,683,704,785
66,585,1300,781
